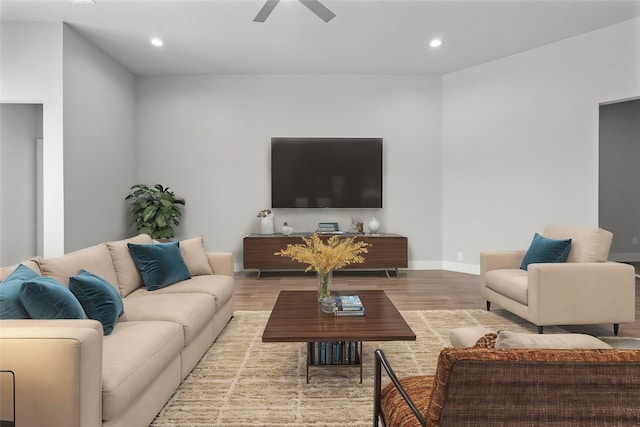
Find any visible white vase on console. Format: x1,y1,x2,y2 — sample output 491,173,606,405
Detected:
260,213,274,234
368,217,381,234
281,222,293,236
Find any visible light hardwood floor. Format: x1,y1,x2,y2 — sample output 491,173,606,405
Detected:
233,269,640,338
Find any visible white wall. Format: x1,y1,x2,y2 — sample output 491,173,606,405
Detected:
0,105,40,265
62,25,137,251
135,75,442,270
0,22,65,257
442,17,640,273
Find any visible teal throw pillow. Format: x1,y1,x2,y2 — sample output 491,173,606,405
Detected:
520,233,572,271
127,241,191,291
69,270,124,335
19,276,86,319
0,264,40,319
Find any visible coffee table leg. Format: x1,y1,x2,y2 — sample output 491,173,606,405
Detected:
306,342,311,384
359,341,363,384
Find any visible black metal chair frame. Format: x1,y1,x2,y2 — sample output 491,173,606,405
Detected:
373,349,426,427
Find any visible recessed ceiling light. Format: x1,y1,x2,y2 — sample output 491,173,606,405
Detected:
150,38,164,47
429,38,442,48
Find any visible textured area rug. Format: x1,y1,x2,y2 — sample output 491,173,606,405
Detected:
151,309,541,426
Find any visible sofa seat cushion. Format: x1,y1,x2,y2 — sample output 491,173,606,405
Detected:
127,275,234,312
380,375,433,427
101,320,183,421
121,293,215,345
484,269,528,305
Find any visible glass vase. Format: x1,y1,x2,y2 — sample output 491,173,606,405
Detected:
317,271,333,302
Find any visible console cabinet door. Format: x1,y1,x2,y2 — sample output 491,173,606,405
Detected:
243,234,408,271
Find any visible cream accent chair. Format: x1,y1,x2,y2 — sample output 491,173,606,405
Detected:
480,225,636,335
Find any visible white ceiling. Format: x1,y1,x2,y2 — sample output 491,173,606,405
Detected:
2,0,640,75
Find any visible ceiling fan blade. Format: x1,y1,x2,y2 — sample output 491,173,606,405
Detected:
299,0,336,23
254,0,280,23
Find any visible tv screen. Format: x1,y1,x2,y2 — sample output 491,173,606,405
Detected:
271,137,383,209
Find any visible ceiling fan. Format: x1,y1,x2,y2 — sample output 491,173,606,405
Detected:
254,0,336,23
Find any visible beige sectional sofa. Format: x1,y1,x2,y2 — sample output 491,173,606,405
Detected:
0,234,235,427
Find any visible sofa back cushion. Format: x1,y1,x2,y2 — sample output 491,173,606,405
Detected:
35,244,118,289
494,331,612,349
106,234,153,297
431,347,640,426
179,237,214,276
543,225,613,263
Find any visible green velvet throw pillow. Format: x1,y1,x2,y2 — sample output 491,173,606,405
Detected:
127,241,191,291
69,270,124,335
520,233,572,270
19,276,86,319
0,264,40,319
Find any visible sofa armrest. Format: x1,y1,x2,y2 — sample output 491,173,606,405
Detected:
0,320,103,427
527,262,636,326
207,252,234,277
480,250,526,285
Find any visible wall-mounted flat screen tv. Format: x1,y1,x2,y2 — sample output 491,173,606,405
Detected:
271,137,383,209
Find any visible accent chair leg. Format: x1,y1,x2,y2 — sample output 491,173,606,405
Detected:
614,324,620,336
538,326,544,334
486,301,491,311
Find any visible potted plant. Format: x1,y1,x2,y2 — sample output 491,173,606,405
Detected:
274,233,369,301
125,184,185,240
257,209,274,234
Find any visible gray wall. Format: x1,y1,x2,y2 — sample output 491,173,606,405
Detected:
135,75,443,270
0,22,65,258
0,104,41,265
62,25,137,251
600,98,640,261
1,18,639,272
442,17,640,272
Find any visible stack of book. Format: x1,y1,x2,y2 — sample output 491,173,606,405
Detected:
309,341,360,365
317,222,342,234
335,295,365,316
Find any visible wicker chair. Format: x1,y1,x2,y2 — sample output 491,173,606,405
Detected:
374,347,640,427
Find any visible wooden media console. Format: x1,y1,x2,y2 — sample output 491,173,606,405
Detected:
243,233,408,278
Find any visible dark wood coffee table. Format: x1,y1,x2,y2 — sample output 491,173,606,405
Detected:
262,289,416,383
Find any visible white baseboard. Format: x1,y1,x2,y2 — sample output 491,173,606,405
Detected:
236,261,481,275
441,262,480,275
609,252,640,262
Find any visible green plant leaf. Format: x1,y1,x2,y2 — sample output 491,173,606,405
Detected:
126,183,184,239
142,205,157,222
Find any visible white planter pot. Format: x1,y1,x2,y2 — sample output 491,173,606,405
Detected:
260,214,274,234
